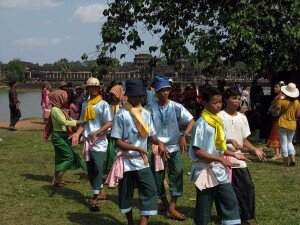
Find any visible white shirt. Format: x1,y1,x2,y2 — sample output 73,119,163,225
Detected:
219,110,251,168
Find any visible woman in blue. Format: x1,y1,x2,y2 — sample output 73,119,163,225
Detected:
111,78,168,225
189,86,248,225
149,75,195,220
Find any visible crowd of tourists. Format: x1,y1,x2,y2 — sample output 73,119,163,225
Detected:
7,75,299,225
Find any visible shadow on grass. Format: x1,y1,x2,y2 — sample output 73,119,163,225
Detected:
31,121,45,125
265,160,284,166
21,173,52,183
68,212,124,225
43,185,88,206
74,172,89,181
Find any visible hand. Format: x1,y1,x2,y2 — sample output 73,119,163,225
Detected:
158,141,170,159
179,135,187,152
233,152,251,162
230,139,242,150
255,148,266,162
136,147,149,166
90,132,98,145
69,133,79,146
220,158,240,168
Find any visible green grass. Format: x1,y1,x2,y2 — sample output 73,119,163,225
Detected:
0,130,299,225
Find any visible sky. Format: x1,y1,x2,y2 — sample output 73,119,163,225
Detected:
0,0,158,65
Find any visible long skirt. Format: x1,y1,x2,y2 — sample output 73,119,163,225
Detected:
51,131,86,172
266,121,280,148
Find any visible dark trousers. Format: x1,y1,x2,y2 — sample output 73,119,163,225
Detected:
194,183,241,225
9,105,21,126
86,151,106,195
232,168,255,221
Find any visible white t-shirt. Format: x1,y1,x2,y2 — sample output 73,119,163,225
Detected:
219,110,251,168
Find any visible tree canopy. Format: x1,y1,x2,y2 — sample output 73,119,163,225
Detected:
4,59,25,82
99,0,300,76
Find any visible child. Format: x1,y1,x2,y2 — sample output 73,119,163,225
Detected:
71,77,113,212
110,78,168,225
189,86,247,225
149,75,195,220
219,87,266,225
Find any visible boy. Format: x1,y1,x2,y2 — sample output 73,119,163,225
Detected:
189,86,248,225
219,87,266,225
149,75,195,220
71,77,113,212
111,78,168,225
8,81,21,131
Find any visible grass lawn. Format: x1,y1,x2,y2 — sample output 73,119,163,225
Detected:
0,129,299,225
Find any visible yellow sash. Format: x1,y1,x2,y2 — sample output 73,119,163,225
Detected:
125,102,150,139
83,95,103,122
202,109,227,151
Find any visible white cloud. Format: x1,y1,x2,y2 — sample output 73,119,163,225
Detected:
15,38,61,46
72,4,107,23
0,0,63,10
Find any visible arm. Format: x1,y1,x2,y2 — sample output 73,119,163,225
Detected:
226,139,241,150
243,138,266,161
90,121,113,144
150,135,170,159
179,119,195,152
52,108,77,127
224,149,251,162
193,147,238,168
115,138,149,166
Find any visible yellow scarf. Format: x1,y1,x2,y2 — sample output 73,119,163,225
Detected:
201,108,227,151
125,102,150,139
83,95,103,122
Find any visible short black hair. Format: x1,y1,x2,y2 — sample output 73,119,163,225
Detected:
202,86,222,102
8,81,16,87
223,87,241,100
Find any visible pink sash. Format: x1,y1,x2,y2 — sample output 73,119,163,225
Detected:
105,152,124,188
152,145,164,172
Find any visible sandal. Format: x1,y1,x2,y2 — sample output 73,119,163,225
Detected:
97,194,109,200
166,210,186,221
89,199,99,212
158,203,168,213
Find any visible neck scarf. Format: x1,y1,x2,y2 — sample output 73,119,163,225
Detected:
83,95,103,122
202,108,227,151
125,102,150,139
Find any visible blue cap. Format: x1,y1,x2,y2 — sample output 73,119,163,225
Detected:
154,75,171,92
125,78,146,97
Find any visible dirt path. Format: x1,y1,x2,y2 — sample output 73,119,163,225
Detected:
0,118,44,131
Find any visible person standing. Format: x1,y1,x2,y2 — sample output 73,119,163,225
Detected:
41,81,52,123
149,75,195,220
110,78,168,225
219,87,266,225
276,83,300,166
8,81,21,131
189,86,248,225
267,81,285,160
46,90,86,186
71,77,113,212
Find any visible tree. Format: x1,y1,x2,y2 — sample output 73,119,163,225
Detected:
4,59,25,82
57,58,69,81
99,1,300,77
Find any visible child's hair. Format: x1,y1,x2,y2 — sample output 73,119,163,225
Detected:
223,87,241,100
202,86,222,102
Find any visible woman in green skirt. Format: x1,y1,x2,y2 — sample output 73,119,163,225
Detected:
48,90,86,186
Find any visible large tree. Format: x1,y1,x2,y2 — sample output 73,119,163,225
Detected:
4,59,25,82
99,0,300,77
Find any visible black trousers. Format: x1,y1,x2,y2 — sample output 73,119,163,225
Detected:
9,105,21,126
232,168,255,221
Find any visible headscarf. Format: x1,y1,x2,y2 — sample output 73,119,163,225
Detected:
109,85,125,101
201,108,227,151
49,90,69,108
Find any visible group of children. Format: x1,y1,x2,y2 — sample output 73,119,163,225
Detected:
48,75,268,225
